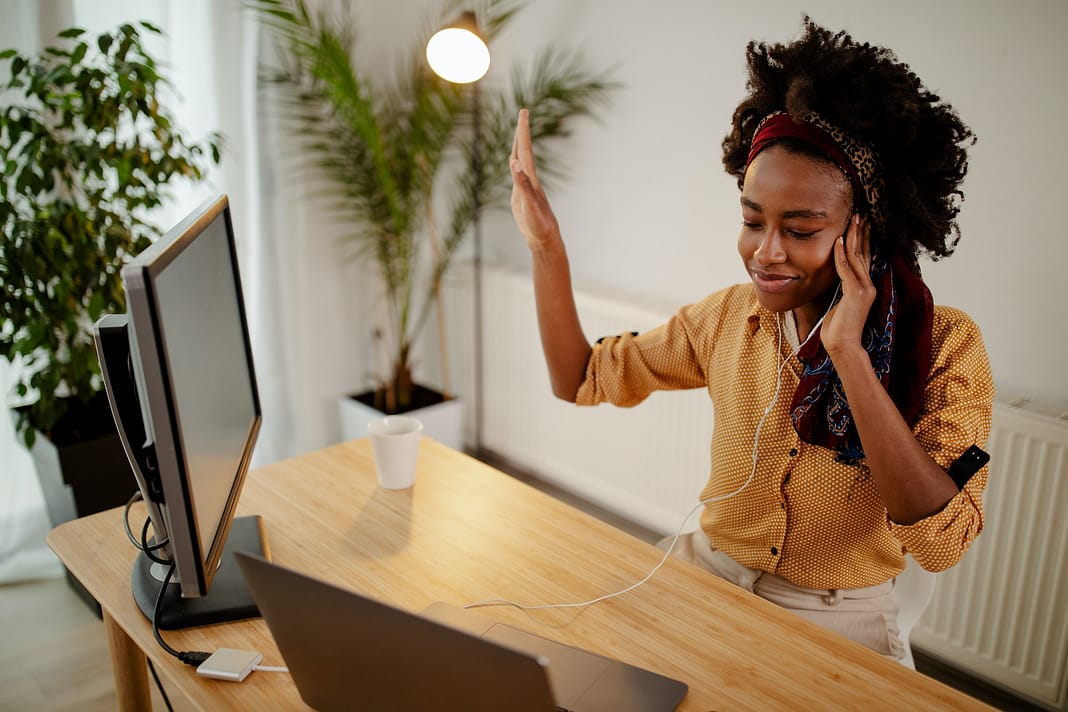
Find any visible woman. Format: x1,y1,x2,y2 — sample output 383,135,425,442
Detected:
509,18,994,659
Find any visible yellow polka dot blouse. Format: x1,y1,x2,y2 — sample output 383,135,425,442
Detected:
576,284,994,590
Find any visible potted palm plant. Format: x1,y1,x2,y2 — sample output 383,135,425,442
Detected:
251,0,615,445
0,21,221,606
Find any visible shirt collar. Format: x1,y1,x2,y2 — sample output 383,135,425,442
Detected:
746,298,772,337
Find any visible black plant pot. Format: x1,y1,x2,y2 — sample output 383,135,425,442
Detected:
20,391,136,615
350,383,452,414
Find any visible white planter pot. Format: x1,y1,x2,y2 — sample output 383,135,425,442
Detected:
338,392,464,452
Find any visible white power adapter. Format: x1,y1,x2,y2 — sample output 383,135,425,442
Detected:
196,648,263,682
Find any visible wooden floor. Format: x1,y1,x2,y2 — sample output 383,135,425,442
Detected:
0,458,1043,711
0,575,115,711
0,574,178,711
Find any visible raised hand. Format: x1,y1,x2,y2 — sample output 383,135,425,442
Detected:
510,108,561,251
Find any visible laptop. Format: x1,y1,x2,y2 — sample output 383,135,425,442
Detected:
234,552,688,711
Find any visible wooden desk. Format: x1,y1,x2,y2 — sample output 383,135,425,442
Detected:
49,438,990,710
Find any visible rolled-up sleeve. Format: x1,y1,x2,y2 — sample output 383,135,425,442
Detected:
889,307,994,571
576,298,717,407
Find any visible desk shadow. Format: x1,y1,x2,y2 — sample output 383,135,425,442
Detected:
343,486,414,559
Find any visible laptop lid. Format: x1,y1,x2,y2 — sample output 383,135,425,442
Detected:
234,551,557,712
423,602,689,712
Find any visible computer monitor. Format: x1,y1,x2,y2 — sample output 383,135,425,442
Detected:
94,194,267,630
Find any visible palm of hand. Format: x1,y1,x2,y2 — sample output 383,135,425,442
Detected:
510,108,563,250
510,164,558,248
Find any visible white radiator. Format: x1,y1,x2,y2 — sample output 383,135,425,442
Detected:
469,265,713,535
449,263,1068,710
912,400,1068,710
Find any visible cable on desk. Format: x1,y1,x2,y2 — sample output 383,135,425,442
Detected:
149,562,288,683
255,665,290,673
465,462,761,613
152,563,211,667
464,498,705,612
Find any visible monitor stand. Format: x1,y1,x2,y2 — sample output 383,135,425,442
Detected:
131,515,268,630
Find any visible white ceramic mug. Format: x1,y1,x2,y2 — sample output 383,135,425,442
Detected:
367,416,423,489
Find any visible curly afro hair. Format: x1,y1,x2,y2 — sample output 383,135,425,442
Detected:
722,16,974,264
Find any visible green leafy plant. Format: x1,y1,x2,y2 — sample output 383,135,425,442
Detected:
0,22,222,447
251,0,616,413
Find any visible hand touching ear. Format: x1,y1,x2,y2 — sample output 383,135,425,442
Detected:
821,215,876,358
510,108,562,251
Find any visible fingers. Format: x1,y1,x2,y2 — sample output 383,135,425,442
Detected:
511,109,523,164
822,216,875,353
510,108,564,249
510,113,538,200
849,215,871,269
511,157,538,204
510,108,545,218
511,108,540,191
834,215,872,288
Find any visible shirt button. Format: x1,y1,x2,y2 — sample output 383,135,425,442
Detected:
789,448,798,457
770,546,779,556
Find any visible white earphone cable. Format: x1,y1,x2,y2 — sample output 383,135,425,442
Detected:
467,287,841,613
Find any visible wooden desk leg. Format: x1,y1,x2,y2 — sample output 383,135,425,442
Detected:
103,609,151,711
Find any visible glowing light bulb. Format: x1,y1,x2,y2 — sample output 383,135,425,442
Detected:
426,27,490,84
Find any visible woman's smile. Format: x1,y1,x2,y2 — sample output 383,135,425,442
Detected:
750,269,800,294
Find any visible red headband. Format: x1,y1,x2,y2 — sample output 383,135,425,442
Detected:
745,112,864,205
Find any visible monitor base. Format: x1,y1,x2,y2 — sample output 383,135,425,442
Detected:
132,515,268,630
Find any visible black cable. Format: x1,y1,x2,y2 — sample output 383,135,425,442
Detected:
146,657,174,712
152,563,210,667
139,517,171,565
152,564,182,658
122,491,144,548
148,561,287,684
123,489,170,563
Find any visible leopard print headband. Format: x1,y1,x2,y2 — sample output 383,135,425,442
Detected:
747,111,886,228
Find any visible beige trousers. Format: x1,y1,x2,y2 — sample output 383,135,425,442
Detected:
660,531,905,660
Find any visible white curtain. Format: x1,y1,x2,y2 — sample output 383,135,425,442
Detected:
155,0,376,465
1,0,372,580
75,0,369,462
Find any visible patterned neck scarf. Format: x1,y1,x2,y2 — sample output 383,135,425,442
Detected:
746,111,934,460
